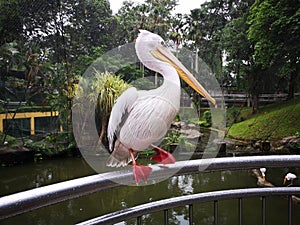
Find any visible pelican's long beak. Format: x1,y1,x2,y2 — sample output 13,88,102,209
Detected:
283,177,287,185
151,45,216,105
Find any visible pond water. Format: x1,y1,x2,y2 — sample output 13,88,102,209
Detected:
0,157,300,225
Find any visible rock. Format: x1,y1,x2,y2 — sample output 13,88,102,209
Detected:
171,121,186,128
252,140,271,151
281,136,300,143
180,129,203,139
218,142,226,153
212,139,227,153
261,141,271,151
187,123,196,129
279,136,300,152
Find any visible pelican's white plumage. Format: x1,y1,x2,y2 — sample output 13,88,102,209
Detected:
284,173,297,184
260,167,266,178
106,30,215,176
285,173,297,180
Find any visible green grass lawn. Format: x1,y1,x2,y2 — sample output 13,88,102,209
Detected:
227,98,300,140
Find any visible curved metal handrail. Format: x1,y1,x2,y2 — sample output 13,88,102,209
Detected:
76,187,300,225
1,155,300,219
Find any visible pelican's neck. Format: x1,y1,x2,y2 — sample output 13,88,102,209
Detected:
156,62,180,88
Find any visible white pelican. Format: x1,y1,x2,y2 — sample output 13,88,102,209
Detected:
106,30,216,184
283,173,297,186
260,167,266,180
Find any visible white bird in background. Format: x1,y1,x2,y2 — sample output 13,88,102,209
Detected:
260,167,266,180
283,173,297,186
106,30,216,184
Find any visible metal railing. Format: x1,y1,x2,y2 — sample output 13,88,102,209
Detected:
77,187,300,225
1,155,300,223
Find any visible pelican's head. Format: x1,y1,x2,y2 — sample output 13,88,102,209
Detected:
283,173,297,184
135,30,216,105
260,168,266,179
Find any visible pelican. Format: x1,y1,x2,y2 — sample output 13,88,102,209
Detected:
260,168,266,180
106,30,216,184
283,173,297,186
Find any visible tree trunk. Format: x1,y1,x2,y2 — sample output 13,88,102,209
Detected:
97,116,109,151
195,45,199,73
287,72,296,100
251,93,259,114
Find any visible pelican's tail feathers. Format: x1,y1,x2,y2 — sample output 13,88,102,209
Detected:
106,140,138,168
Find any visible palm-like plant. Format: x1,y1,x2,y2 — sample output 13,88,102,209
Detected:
90,71,130,147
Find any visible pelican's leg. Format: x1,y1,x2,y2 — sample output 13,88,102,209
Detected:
129,149,152,184
151,145,176,164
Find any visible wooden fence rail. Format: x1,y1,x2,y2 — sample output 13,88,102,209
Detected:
0,111,60,135
181,92,300,107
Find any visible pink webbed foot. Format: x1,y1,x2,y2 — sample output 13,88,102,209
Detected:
151,145,176,164
129,149,152,184
133,164,152,184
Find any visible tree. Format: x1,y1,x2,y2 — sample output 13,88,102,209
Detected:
220,0,266,112
169,13,184,57
90,72,130,147
184,0,234,83
247,0,300,99
116,0,178,43
0,0,115,65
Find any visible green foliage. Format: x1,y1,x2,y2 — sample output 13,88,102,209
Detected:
203,110,212,125
230,107,241,123
25,133,75,161
247,0,300,66
91,71,130,116
116,0,177,43
163,130,182,145
228,99,300,140
0,42,23,70
130,77,156,90
1,0,300,154
247,0,300,98
46,63,77,132
0,132,16,145
73,46,105,75
116,65,143,83
161,129,196,152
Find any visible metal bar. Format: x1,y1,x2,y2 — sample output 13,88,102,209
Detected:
214,200,218,225
76,187,300,225
288,196,292,225
238,198,242,225
188,204,193,225
164,209,168,225
1,155,300,220
137,216,142,225
262,196,266,225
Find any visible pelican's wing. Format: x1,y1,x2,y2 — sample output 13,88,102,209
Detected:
107,87,138,152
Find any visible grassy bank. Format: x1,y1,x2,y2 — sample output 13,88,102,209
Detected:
227,98,300,140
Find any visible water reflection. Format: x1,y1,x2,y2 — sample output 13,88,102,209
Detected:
169,175,194,194
0,158,95,196
1,158,300,225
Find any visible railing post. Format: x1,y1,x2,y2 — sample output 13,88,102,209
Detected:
30,116,35,135
137,216,142,225
164,209,168,225
238,198,242,225
214,200,218,225
262,196,266,225
189,204,193,225
288,196,292,225
0,116,3,133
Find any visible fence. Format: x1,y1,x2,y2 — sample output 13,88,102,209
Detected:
79,187,300,225
0,111,61,136
0,155,300,224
